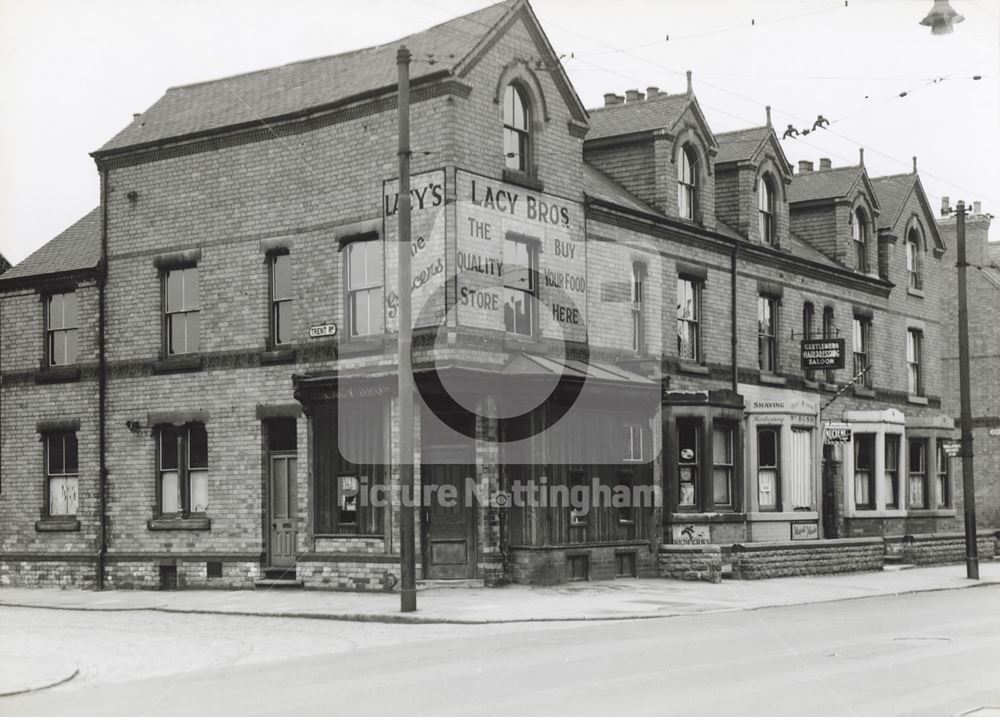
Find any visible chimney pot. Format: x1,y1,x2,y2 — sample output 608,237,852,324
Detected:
859,147,865,166
765,105,772,128
603,92,624,106
646,86,659,99
625,89,643,102
798,160,814,173
973,201,982,214
941,196,950,216
686,70,693,95
132,113,141,120
913,156,918,174
819,158,832,171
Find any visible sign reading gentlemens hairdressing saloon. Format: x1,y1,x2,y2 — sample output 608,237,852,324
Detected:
800,338,845,371
454,170,587,344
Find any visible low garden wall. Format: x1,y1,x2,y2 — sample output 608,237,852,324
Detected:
658,544,722,583
889,531,998,566
730,537,883,579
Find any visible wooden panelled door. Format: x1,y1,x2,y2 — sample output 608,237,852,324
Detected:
422,446,476,579
268,454,297,567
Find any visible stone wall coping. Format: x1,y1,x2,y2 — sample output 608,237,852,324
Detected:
889,531,998,543
732,537,883,552
659,544,722,554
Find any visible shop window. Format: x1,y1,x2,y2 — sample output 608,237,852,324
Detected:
907,329,923,396
164,267,200,355
854,433,875,509
677,145,697,220
852,315,872,388
757,296,779,374
631,262,645,354
615,551,637,578
758,174,776,244
677,421,700,509
757,427,780,510
45,432,79,516
346,239,384,338
789,428,814,510
936,442,951,508
158,424,209,516
46,292,79,366
822,306,836,384
884,434,900,509
676,278,702,362
503,84,530,173
712,424,734,508
853,208,869,273
270,252,293,346
503,235,537,337
906,229,923,290
908,439,928,509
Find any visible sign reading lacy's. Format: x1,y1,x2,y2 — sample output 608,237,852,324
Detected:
455,170,586,343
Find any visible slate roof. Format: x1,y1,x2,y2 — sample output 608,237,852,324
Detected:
0,208,101,285
786,165,861,204
714,126,771,165
97,0,520,153
870,173,916,230
586,92,690,141
582,163,660,215
788,232,838,267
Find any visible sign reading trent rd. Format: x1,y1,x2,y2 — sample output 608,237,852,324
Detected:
800,338,845,371
308,324,337,338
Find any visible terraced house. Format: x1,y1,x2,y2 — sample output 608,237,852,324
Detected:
0,0,991,591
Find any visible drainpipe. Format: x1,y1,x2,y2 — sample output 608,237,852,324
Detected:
730,244,739,393
97,166,109,589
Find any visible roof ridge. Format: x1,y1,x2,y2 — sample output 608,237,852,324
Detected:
715,125,768,137
587,91,687,113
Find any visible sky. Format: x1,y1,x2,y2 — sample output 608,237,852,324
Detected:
1,0,997,265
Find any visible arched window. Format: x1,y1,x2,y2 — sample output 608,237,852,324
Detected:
503,84,530,173
677,145,697,220
758,175,776,244
852,208,869,273
906,227,923,290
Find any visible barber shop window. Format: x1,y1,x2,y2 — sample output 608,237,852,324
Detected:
677,278,701,361
677,421,700,509
822,306,836,384
46,292,79,366
757,295,779,374
853,315,872,389
503,84,530,173
346,239,384,338
854,433,876,510
908,439,928,509
158,424,209,516
757,427,780,511
503,235,537,337
907,329,923,396
45,432,79,517
164,267,200,355
270,252,293,346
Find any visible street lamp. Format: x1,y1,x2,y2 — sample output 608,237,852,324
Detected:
920,0,965,35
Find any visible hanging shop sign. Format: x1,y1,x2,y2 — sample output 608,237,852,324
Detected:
800,338,845,371
824,422,852,444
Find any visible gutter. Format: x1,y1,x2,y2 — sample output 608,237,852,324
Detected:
97,168,109,589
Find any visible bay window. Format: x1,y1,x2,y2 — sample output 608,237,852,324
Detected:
757,427,780,511
908,439,928,509
854,433,875,509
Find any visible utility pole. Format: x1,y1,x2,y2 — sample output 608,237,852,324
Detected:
397,46,417,612
955,200,979,579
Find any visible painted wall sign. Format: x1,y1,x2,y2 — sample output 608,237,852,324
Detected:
383,169,447,332
942,440,961,457
308,323,337,338
800,338,845,370
824,422,852,444
671,523,711,545
791,522,819,540
989,428,1000,437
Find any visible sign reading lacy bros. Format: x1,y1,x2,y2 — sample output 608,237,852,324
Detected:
455,170,587,343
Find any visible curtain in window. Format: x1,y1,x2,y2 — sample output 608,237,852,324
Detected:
789,428,814,509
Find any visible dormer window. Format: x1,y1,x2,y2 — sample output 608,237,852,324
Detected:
503,84,530,173
758,175,776,245
852,208,869,273
677,145,697,220
906,228,923,290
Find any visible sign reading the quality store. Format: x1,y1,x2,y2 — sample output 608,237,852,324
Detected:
800,338,845,370
454,170,587,343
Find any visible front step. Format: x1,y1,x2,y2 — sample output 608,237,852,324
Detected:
255,566,302,588
254,578,304,589
263,566,297,581
416,579,483,590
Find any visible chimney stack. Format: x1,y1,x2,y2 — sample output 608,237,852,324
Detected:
686,70,693,95
646,86,659,100
941,196,950,216
859,148,865,166
603,92,624,106
798,160,814,173
913,156,918,174
132,113,141,120
819,158,832,171
625,89,644,103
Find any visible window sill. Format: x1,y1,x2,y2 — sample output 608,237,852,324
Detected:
802,379,820,390
759,373,787,386
312,533,385,539
153,355,203,374
907,286,926,299
820,382,840,393
905,508,956,518
669,512,746,523
147,516,211,531
501,169,543,192
338,335,385,357
35,517,81,532
907,394,929,405
748,511,818,522
678,360,709,376
34,366,81,384
854,387,875,398
260,347,297,365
